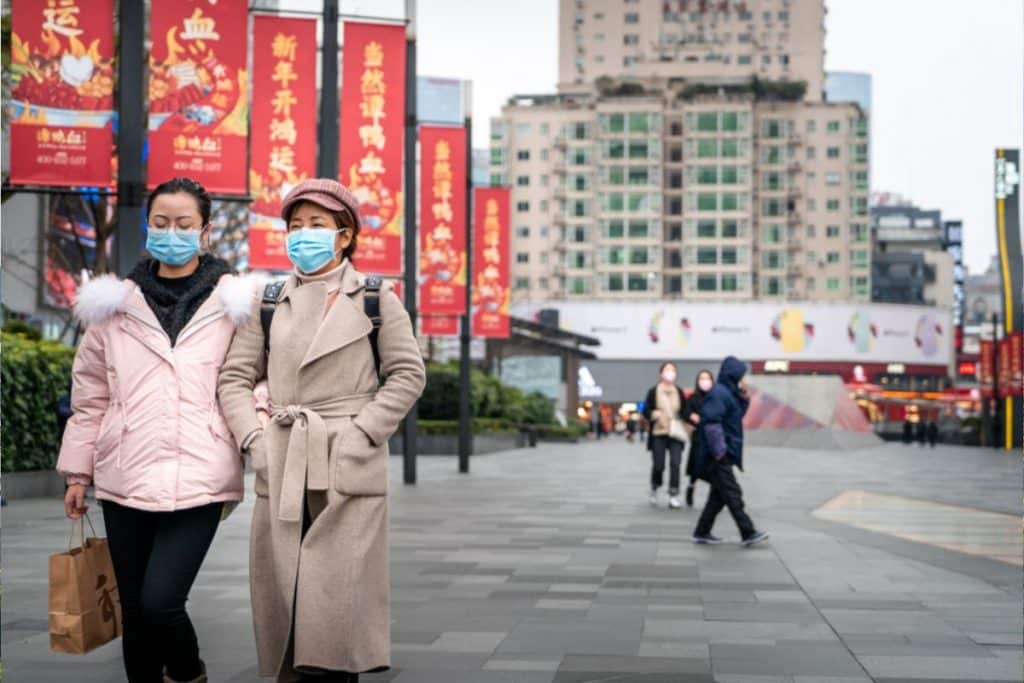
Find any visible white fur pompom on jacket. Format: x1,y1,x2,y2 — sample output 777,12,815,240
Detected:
57,271,263,512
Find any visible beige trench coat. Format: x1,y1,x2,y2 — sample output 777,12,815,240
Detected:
217,265,425,679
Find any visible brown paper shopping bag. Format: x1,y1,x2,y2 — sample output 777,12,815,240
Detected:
49,514,122,654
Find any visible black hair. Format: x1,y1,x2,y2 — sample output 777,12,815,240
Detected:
659,361,676,373
285,201,360,261
147,177,212,225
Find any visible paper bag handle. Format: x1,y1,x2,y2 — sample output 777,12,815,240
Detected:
67,512,98,552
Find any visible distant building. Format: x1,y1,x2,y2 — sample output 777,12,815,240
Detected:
965,255,1003,327
870,202,954,308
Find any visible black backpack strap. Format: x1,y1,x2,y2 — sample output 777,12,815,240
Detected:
363,275,383,378
260,280,286,354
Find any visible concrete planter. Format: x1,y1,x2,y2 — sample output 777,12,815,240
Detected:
3,469,65,501
388,431,525,456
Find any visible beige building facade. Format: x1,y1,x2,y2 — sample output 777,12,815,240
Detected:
493,0,869,305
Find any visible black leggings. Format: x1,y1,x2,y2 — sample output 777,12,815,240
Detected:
651,435,683,494
102,500,222,683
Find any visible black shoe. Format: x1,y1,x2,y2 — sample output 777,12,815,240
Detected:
685,485,694,508
741,531,771,547
691,533,725,545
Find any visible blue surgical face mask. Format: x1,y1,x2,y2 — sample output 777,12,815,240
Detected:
286,228,343,274
146,228,201,266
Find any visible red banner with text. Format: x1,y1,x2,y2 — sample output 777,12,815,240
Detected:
419,125,467,314
338,22,406,276
248,16,318,271
421,316,459,337
980,339,995,387
9,0,116,187
147,0,248,193
472,188,511,339
998,332,1023,398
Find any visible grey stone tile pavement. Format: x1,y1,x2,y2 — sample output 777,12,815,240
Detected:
2,439,1021,681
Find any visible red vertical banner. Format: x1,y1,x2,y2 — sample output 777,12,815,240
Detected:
472,188,511,338
248,16,318,271
419,125,467,314
339,22,406,276
421,316,459,337
9,0,116,187
147,0,248,193
980,340,995,387
1011,332,1023,395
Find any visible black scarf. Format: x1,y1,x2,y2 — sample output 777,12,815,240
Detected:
127,254,232,346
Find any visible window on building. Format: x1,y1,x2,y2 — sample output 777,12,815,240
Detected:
762,198,784,216
762,54,771,65
572,122,589,140
697,274,718,291
629,246,649,265
851,196,868,216
573,226,588,242
541,149,550,161
604,113,625,133
851,275,869,297
571,148,590,165
806,198,816,211
628,220,649,238
721,247,738,264
669,197,683,215
517,201,530,212
607,273,624,291
766,277,781,295
572,200,589,217
570,277,590,295
517,149,530,161
721,274,738,291
721,193,739,211
850,170,868,190
721,166,739,184
516,123,531,137
806,224,816,238
628,167,649,185
698,166,718,184
827,278,841,291
516,226,530,238
698,193,717,211
722,111,740,131
826,225,841,238
764,223,783,243
827,120,841,133
851,223,869,242
607,140,626,159
541,174,550,187
762,145,783,164
574,174,589,191
627,274,649,291
517,175,530,186
826,172,841,186
826,199,840,211
738,54,752,64
668,222,683,241
780,54,789,65
607,246,626,265
826,252,840,264
667,276,682,293
806,119,817,133
625,12,639,23
851,250,869,268
762,119,784,138
806,277,816,291
604,193,625,211
571,251,587,269
606,219,624,238
628,113,650,133
697,247,718,264
827,146,840,159
806,146,816,160
623,34,639,45
697,220,716,238
489,173,505,186
628,141,649,158
696,112,718,132
540,200,549,212
722,139,740,158
627,192,650,211
516,252,529,264
763,251,782,268
514,277,529,290
669,171,683,189
763,171,783,190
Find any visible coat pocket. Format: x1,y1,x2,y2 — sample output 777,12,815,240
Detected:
92,405,125,467
207,405,237,446
332,420,387,496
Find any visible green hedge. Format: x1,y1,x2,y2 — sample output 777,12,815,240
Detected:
415,419,519,436
419,362,555,426
1,331,75,473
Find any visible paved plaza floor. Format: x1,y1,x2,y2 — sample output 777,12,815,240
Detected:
3,438,1021,682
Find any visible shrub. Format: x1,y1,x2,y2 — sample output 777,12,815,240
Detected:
418,363,558,428
1,332,75,472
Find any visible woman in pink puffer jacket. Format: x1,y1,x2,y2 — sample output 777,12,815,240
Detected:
57,177,259,683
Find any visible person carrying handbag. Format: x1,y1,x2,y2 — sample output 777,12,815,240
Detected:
642,362,688,509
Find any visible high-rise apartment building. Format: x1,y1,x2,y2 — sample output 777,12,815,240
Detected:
492,0,870,304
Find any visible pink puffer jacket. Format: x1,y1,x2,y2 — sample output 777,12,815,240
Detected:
56,273,259,512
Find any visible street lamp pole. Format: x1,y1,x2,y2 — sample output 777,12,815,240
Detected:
458,84,473,474
402,0,419,484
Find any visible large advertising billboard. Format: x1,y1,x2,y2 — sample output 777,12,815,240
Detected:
512,302,954,366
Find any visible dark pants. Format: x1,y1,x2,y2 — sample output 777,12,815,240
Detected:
651,435,683,495
694,457,756,540
102,500,222,683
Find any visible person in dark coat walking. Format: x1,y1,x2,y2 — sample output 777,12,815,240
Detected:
916,420,927,447
643,362,688,509
927,420,939,448
692,356,769,547
902,419,913,445
682,369,714,508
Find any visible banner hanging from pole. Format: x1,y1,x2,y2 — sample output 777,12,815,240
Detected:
338,22,406,276
471,187,511,339
419,125,467,315
248,16,318,271
9,0,116,187
421,316,459,337
147,0,248,193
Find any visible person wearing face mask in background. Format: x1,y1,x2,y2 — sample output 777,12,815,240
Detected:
642,362,688,509
217,179,426,682
57,177,257,683
681,370,715,508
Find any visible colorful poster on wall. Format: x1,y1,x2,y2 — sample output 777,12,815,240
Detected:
147,0,248,193
421,316,459,337
8,0,116,187
338,22,406,276
248,15,318,271
45,193,115,309
419,125,467,315
471,187,511,338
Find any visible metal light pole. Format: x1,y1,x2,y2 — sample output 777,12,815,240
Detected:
402,0,419,484
115,0,146,276
458,84,474,474
991,312,1000,449
318,0,340,179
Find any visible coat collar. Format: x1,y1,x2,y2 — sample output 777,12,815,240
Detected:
280,262,366,302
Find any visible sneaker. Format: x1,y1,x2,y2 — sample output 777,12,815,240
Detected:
741,531,771,547
684,485,694,508
648,489,659,507
668,496,681,509
691,533,725,545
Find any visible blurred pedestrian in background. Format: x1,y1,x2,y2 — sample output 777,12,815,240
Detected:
682,369,714,508
643,362,688,509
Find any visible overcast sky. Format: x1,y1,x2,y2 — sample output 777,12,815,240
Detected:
352,0,1022,275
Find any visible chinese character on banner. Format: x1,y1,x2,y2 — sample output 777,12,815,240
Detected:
419,126,467,315
980,339,995,388
472,188,511,338
339,23,406,276
147,0,248,194
9,0,116,187
248,16,317,271
421,316,459,337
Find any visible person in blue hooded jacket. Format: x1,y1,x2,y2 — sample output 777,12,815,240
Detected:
691,356,770,547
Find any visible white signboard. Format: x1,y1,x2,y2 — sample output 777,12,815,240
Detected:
513,302,953,366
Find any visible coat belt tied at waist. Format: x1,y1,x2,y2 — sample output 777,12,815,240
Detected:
271,393,375,523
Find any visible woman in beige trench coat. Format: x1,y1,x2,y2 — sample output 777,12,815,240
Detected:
218,179,425,682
